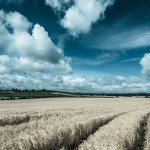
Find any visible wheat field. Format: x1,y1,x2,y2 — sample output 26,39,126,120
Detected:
0,97,150,150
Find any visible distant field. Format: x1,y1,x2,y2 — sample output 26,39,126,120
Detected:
0,90,149,100
0,97,150,150
0,91,76,100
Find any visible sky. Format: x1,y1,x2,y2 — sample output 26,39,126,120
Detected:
0,0,150,93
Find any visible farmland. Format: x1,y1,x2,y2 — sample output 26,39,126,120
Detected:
0,97,150,150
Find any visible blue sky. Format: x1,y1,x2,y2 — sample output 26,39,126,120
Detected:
0,0,150,93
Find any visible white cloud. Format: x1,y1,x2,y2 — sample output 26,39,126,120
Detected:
140,53,150,78
61,0,114,36
96,52,119,61
89,26,150,50
120,58,140,63
6,11,32,32
73,52,119,66
1,0,115,35
0,73,150,93
45,0,61,10
111,31,150,50
0,55,71,74
0,10,72,74
45,0,115,36
45,0,71,11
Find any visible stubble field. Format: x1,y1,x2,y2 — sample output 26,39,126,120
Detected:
0,97,150,150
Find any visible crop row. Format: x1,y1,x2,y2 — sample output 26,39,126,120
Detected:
1,111,126,150
79,110,150,150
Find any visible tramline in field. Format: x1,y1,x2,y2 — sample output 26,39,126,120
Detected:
0,97,150,150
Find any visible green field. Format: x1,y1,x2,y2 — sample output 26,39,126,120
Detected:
0,90,75,100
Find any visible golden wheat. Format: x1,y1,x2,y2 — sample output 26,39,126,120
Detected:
144,116,150,150
79,110,149,150
0,97,150,150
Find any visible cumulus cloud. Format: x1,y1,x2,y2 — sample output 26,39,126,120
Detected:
45,0,62,11
45,0,115,36
0,73,150,93
140,53,150,78
6,11,32,32
45,0,72,11
1,0,115,35
0,10,72,74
